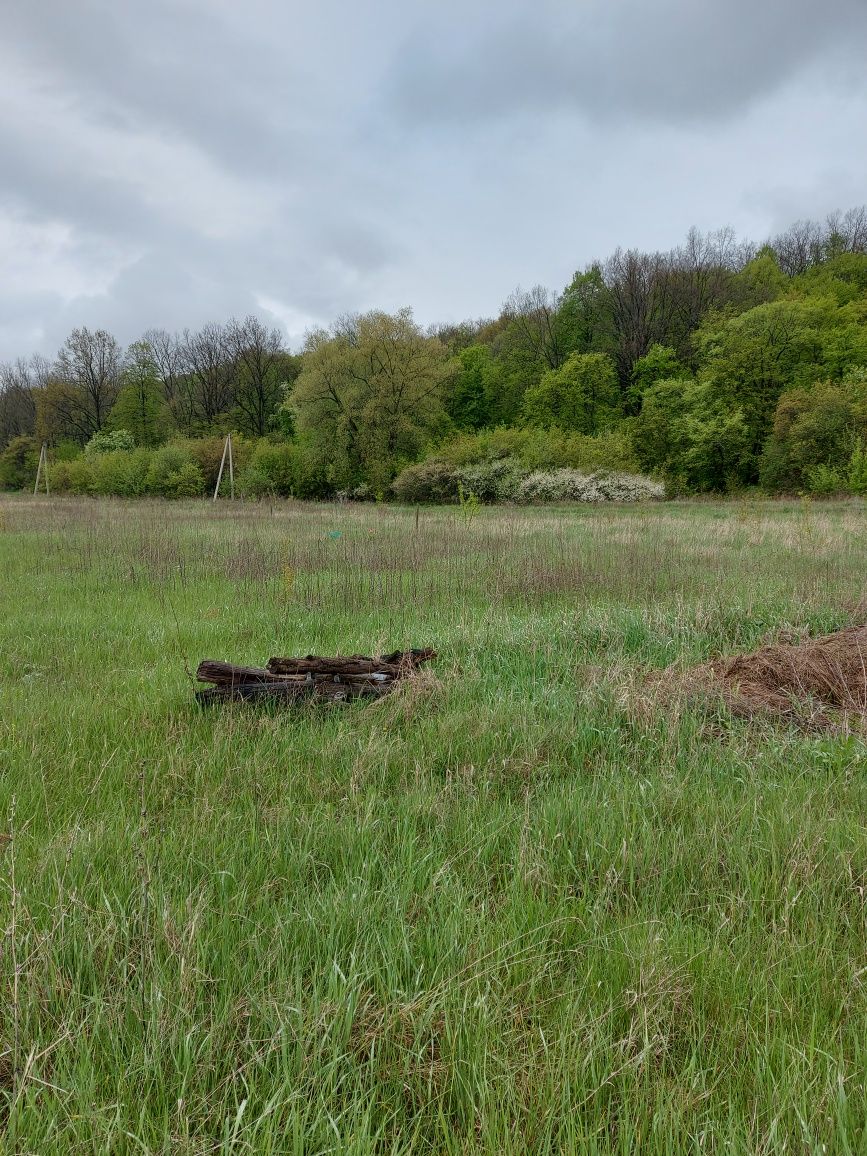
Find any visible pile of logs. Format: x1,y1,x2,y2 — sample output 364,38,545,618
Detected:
195,648,436,706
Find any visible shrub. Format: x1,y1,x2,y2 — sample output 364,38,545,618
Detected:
0,436,40,490
145,445,195,496
432,425,639,474
335,484,376,502
84,429,136,455
805,464,846,495
89,449,151,497
165,461,206,498
515,469,664,504
391,460,460,504
237,464,275,498
181,436,253,490
241,440,332,499
53,456,96,494
847,442,867,496
456,458,524,503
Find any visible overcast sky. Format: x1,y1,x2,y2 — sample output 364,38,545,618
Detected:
1,0,866,361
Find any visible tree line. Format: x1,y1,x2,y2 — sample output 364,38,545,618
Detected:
2,205,867,499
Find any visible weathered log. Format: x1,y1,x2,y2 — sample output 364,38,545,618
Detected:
196,660,294,686
195,648,436,707
196,661,398,688
266,649,436,677
196,678,392,706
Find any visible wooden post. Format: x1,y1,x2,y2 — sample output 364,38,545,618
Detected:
213,435,229,502
33,444,49,496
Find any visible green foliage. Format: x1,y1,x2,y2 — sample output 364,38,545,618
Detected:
760,376,867,492
633,378,752,491
145,445,205,497
804,463,846,495
433,424,638,474
523,352,620,433
84,428,136,455
289,309,452,492
456,458,525,503
558,264,614,356
238,439,331,499
731,248,789,308
628,344,683,410
109,341,171,446
846,441,867,496
88,449,151,496
696,296,867,479
0,435,40,490
446,345,495,430
50,455,96,494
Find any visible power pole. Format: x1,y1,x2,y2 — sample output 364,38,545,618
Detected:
33,444,49,495
213,434,235,502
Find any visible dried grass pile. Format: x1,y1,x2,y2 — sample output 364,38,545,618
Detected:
679,626,867,731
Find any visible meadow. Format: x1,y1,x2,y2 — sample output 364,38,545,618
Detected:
1,493,867,1154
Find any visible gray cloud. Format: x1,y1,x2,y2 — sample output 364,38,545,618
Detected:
389,0,867,126
1,0,866,361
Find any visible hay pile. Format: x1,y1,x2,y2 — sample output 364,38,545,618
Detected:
677,626,867,731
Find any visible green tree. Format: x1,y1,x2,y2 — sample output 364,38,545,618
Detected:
523,353,620,434
632,377,751,491
109,341,170,446
695,299,835,472
759,374,867,491
557,264,614,357
629,344,683,412
289,309,453,491
730,247,789,310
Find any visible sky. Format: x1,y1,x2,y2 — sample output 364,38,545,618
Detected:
1,0,866,361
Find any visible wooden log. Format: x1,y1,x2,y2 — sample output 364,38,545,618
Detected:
196,661,397,687
195,648,436,707
196,678,392,706
266,649,436,677
196,660,296,686
197,680,315,705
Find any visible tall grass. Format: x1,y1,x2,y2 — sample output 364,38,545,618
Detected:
1,495,867,1153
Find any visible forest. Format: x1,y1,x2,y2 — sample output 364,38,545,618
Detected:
2,206,866,501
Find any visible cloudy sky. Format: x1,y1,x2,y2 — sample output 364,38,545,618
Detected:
1,0,866,360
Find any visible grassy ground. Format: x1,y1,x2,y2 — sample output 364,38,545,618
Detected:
1,494,867,1154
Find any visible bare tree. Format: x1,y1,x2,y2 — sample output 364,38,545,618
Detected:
772,218,826,275
771,207,867,274
825,206,867,257
43,328,122,443
0,356,46,446
225,316,288,436
181,323,235,429
142,328,194,433
502,285,568,370
602,248,678,382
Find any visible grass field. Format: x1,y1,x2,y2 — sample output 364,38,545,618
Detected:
2,494,867,1154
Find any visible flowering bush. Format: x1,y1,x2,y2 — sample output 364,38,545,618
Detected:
84,429,136,455
515,469,664,504
455,458,524,503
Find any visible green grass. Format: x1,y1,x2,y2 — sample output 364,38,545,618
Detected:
1,494,867,1154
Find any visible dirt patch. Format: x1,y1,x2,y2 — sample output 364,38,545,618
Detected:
665,626,867,732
